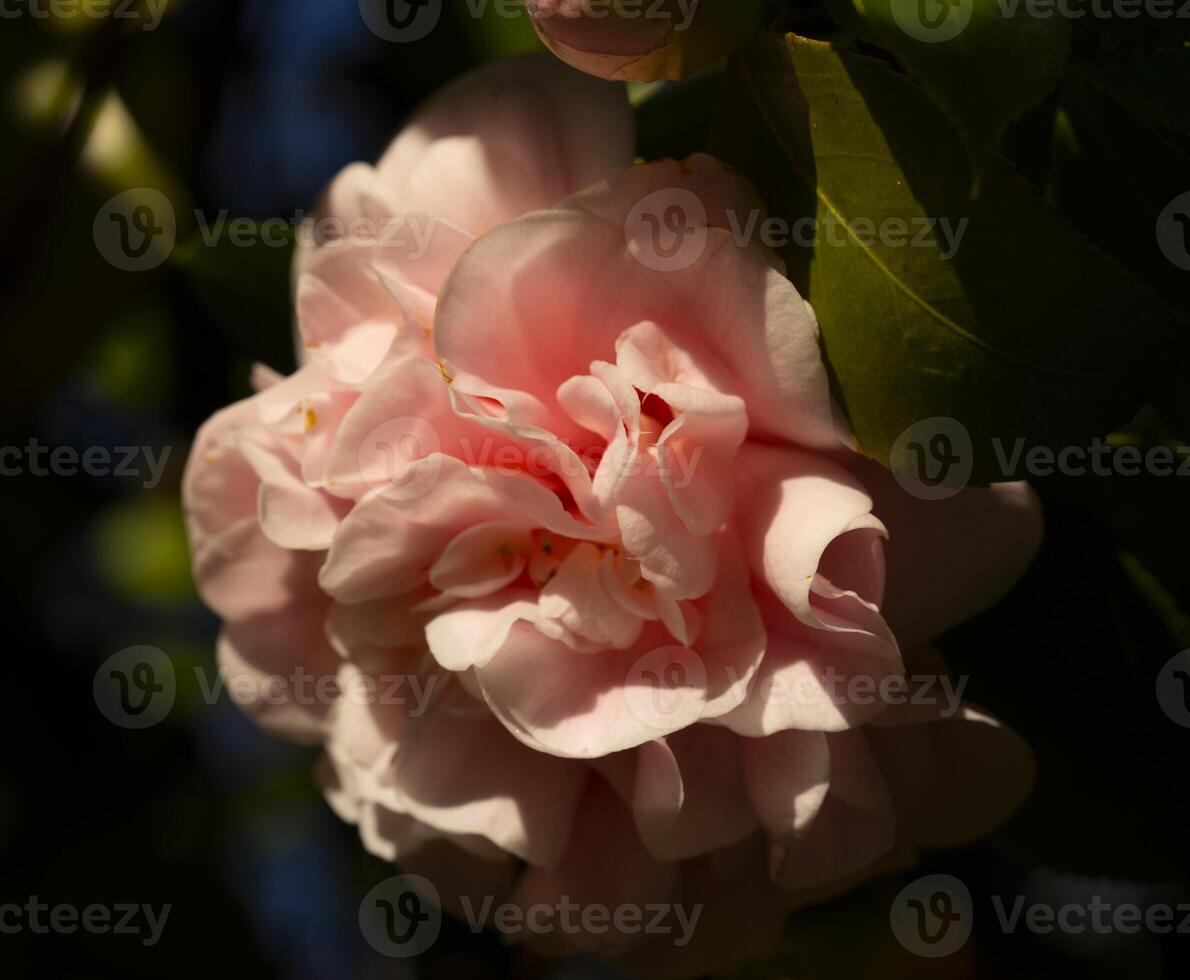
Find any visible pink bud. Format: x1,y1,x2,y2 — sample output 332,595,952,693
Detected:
524,0,771,82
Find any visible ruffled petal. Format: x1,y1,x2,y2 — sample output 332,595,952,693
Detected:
433,157,839,452
477,622,709,758
855,458,1043,648
633,727,757,862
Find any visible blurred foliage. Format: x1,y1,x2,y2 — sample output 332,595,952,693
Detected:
94,494,193,601
452,0,541,59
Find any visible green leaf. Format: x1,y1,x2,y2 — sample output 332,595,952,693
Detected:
1049,62,1190,444
1081,48,1190,139
453,0,541,60
822,0,872,40
827,0,1071,181
1053,64,1190,312
712,34,1182,483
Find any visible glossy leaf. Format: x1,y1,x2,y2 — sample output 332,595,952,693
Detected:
1082,49,1190,138
827,0,1071,179
713,34,1182,483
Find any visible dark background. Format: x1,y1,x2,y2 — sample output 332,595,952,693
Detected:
1,2,1189,978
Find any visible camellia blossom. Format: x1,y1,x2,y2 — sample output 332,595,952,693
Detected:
184,55,1042,974
523,0,774,82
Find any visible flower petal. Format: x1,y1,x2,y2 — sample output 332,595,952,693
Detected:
433,157,839,451
633,727,757,862
735,442,888,627
374,54,633,235
855,458,1044,648
477,622,709,758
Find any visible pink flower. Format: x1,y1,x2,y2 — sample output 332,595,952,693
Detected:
184,55,1042,972
523,0,773,82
